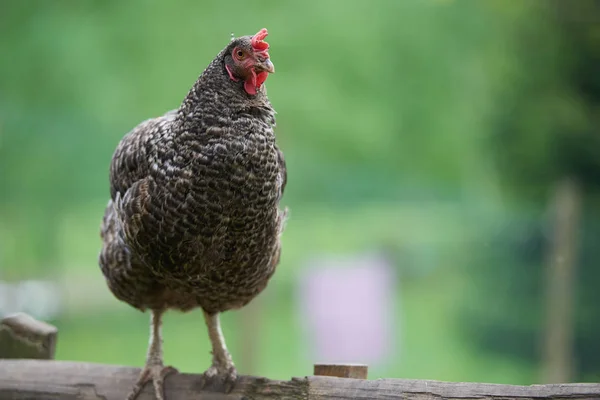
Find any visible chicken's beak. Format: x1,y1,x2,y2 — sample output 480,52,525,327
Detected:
256,58,275,74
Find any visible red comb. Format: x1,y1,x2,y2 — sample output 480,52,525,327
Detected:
251,28,270,53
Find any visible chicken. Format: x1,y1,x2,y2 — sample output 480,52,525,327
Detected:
98,28,287,400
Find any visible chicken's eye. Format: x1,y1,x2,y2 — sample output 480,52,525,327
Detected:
235,49,245,60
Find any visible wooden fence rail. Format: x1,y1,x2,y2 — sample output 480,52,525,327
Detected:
1,313,599,400
2,359,600,400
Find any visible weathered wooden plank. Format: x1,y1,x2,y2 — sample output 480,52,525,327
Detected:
307,376,600,399
0,359,306,400
1,359,599,400
0,313,58,360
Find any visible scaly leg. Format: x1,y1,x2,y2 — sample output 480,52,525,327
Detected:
126,309,178,400
201,310,237,392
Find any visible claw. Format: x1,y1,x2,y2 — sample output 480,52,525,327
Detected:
201,364,238,393
126,364,178,400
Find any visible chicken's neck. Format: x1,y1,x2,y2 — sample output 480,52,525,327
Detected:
175,53,273,133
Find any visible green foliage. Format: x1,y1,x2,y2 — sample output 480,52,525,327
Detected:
1,0,597,384
488,0,600,200
463,0,600,380
0,0,516,271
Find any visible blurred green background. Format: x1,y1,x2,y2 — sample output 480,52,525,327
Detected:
1,0,599,385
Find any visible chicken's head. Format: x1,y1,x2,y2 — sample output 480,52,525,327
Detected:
224,28,275,96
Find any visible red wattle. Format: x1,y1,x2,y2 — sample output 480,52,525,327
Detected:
244,69,259,95
244,80,257,95
242,64,269,96
256,71,268,87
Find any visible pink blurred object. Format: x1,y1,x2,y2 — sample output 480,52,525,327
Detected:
298,253,397,365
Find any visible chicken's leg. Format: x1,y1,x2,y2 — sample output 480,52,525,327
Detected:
201,310,237,391
127,309,178,400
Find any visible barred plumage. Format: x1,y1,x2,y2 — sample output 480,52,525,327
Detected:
98,29,286,400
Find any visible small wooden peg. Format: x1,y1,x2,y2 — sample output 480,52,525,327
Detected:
314,363,368,379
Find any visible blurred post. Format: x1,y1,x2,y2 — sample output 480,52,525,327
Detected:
541,177,581,383
0,312,57,359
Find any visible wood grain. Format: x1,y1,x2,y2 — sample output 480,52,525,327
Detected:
307,376,600,399
1,359,599,400
314,363,368,379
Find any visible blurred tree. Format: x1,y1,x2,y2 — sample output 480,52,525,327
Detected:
463,0,600,383
0,0,508,276
4,0,596,384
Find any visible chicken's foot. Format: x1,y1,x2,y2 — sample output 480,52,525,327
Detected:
201,310,237,392
127,309,178,400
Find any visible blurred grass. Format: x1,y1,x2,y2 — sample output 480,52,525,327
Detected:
0,0,558,385
52,255,534,384
49,202,533,384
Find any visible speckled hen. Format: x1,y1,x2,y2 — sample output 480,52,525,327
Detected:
98,28,287,400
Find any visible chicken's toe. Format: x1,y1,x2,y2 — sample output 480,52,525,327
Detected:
126,364,178,400
201,364,238,393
